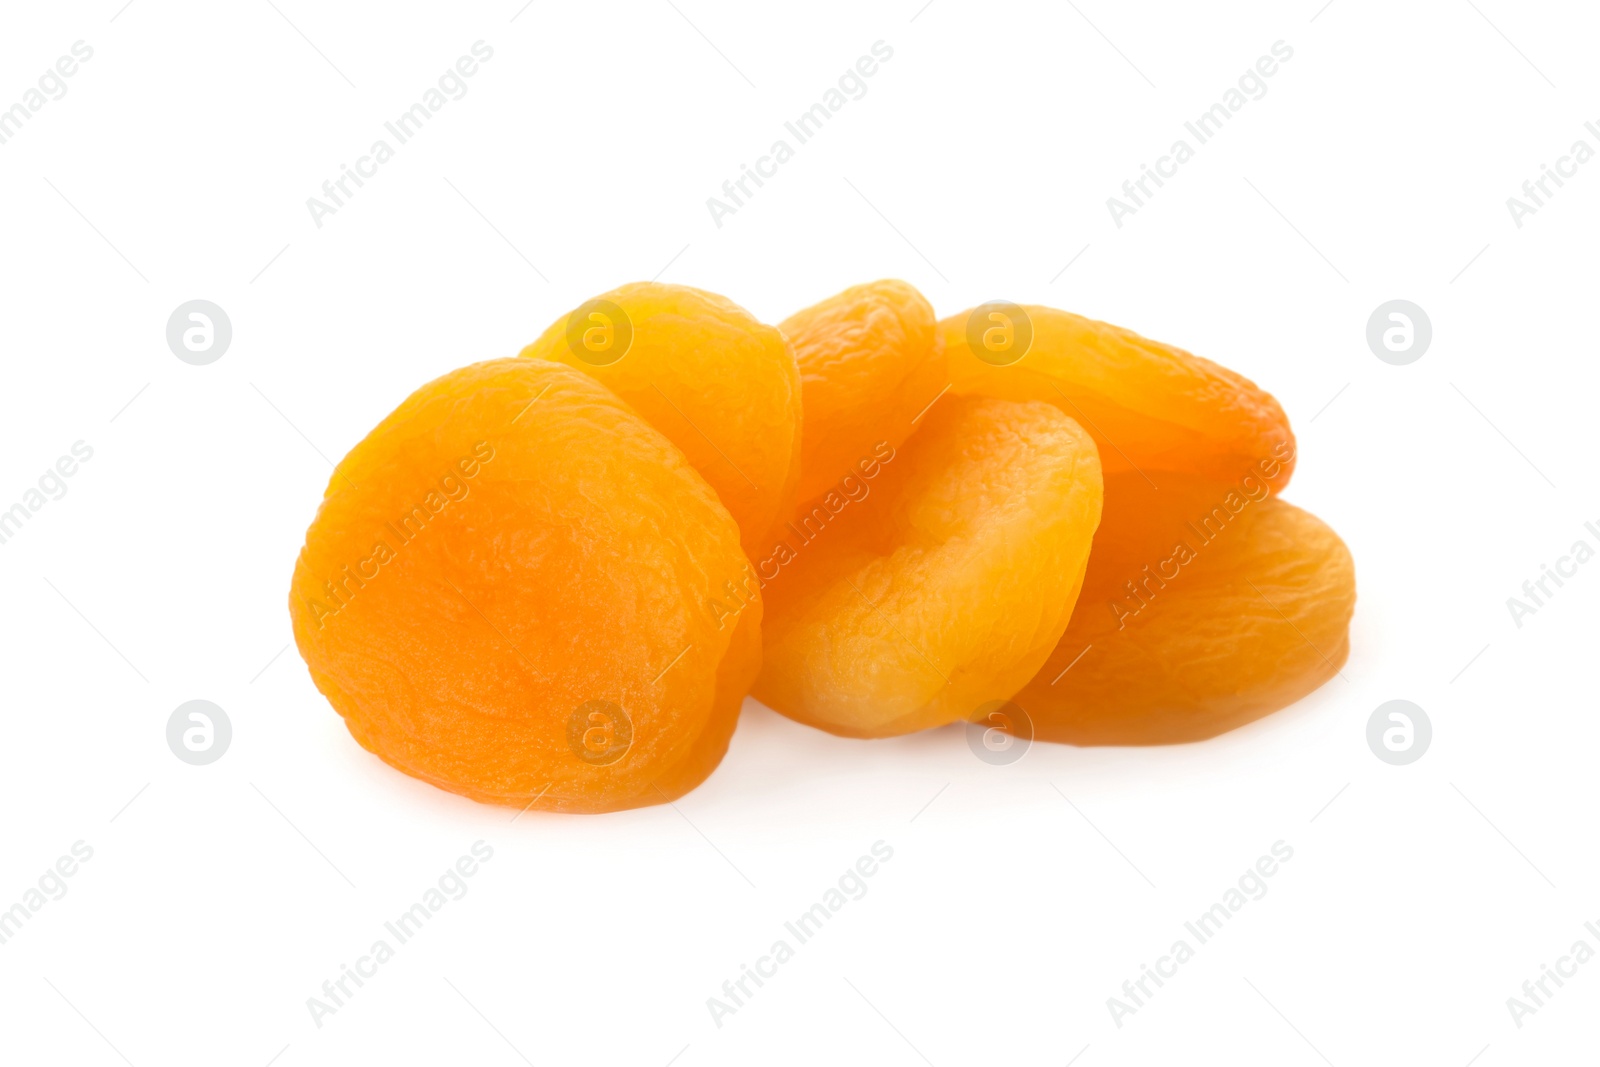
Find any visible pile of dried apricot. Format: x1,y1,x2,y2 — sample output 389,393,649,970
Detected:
290,280,1354,813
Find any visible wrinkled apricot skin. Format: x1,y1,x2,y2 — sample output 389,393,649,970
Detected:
755,396,1103,738
1013,470,1355,745
520,282,802,558
779,280,946,506
288,359,760,814
941,306,1296,490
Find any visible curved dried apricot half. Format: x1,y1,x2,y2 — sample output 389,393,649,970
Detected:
1013,469,1354,745
941,305,1295,490
753,395,1103,737
520,282,801,557
779,279,946,506
288,358,760,814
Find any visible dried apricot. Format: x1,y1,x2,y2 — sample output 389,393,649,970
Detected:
779,279,946,506
288,358,760,814
754,396,1103,737
520,282,801,557
1013,469,1354,745
941,305,1295,489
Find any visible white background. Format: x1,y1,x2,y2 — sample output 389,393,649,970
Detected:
1,1,1596,1064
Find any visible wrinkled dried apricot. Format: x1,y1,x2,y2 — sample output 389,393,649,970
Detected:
520,282,801,557
288,358,760,814
754,395,1103,737
779,279,946,506
1012,469,1355,745
292,274,1354,806
941,305,1295,490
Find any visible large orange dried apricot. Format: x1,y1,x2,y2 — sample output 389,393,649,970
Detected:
779,279,946,506
520,282,801,557
753,396,1103,737
288,358,760,814
1013,469,1354,745
941,305,1295,490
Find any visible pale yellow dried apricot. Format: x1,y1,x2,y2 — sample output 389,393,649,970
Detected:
754,396,1102,737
